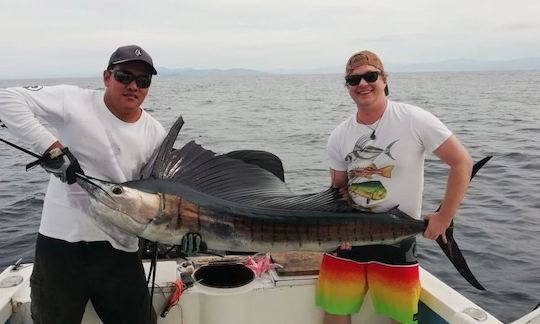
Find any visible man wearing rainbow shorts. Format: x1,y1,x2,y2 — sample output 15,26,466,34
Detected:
316,50,472,324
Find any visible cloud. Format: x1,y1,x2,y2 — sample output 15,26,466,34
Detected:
0,0,539,78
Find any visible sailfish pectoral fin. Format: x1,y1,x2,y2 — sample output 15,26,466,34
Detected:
437,223,486,290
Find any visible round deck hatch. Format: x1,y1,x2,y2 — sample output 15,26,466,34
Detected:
194,263,254,288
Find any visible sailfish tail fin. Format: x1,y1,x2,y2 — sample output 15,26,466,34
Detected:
437,223,486,290
435,155,492,291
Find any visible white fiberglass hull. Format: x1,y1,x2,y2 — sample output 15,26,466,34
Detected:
1,256,533,324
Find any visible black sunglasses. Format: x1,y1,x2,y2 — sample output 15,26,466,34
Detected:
345,71,381,86
110,70,152,89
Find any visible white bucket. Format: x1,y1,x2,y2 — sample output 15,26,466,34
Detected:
189,262,257,324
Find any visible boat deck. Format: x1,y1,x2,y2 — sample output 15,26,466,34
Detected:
1,253,536,324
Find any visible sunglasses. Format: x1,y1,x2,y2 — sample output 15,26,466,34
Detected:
110,70,152,88
345,71,382,86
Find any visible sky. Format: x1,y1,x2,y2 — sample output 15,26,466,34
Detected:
1,0,539,79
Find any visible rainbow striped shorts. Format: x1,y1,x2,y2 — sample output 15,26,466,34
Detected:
315,243,420,324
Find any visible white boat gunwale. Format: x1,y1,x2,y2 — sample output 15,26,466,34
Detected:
1,258,537,324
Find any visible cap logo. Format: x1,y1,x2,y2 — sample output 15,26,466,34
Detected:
134,49,143,57
23,85,43,91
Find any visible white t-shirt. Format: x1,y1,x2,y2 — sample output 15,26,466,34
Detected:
327,100,452,218
0,85,166,251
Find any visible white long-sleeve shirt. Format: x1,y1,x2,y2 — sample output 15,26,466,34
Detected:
0,85,166,251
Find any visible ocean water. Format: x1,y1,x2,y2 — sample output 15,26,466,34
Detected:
1,71,539,322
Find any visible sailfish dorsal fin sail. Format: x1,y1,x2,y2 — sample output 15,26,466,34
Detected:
140,116,185,179
135,115,351,212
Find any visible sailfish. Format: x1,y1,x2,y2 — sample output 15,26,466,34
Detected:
68,115,488,290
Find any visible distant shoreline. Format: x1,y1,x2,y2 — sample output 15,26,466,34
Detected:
1,60,539,81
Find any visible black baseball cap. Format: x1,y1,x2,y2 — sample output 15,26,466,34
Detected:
107,45,157,75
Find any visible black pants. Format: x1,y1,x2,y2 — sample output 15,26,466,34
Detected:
30,234,156,324
335,237,418,265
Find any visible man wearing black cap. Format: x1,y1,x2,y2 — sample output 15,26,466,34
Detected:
0,45,165,323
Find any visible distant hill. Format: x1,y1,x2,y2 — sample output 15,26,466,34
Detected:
156,67,267,77
270,57,540,74
387,57,540,72
2,57,539,80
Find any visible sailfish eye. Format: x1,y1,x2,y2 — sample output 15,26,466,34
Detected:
111,186,123,195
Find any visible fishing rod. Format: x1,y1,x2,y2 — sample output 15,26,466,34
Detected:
0,136,112,198
0,137,68,171
0,125,59,169
0,138,41,159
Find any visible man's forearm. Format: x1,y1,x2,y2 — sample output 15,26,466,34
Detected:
438,159,473,221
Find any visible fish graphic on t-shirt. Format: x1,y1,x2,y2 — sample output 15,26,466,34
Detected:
348,181,387,204
345,138,399,162
349,163,394,179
